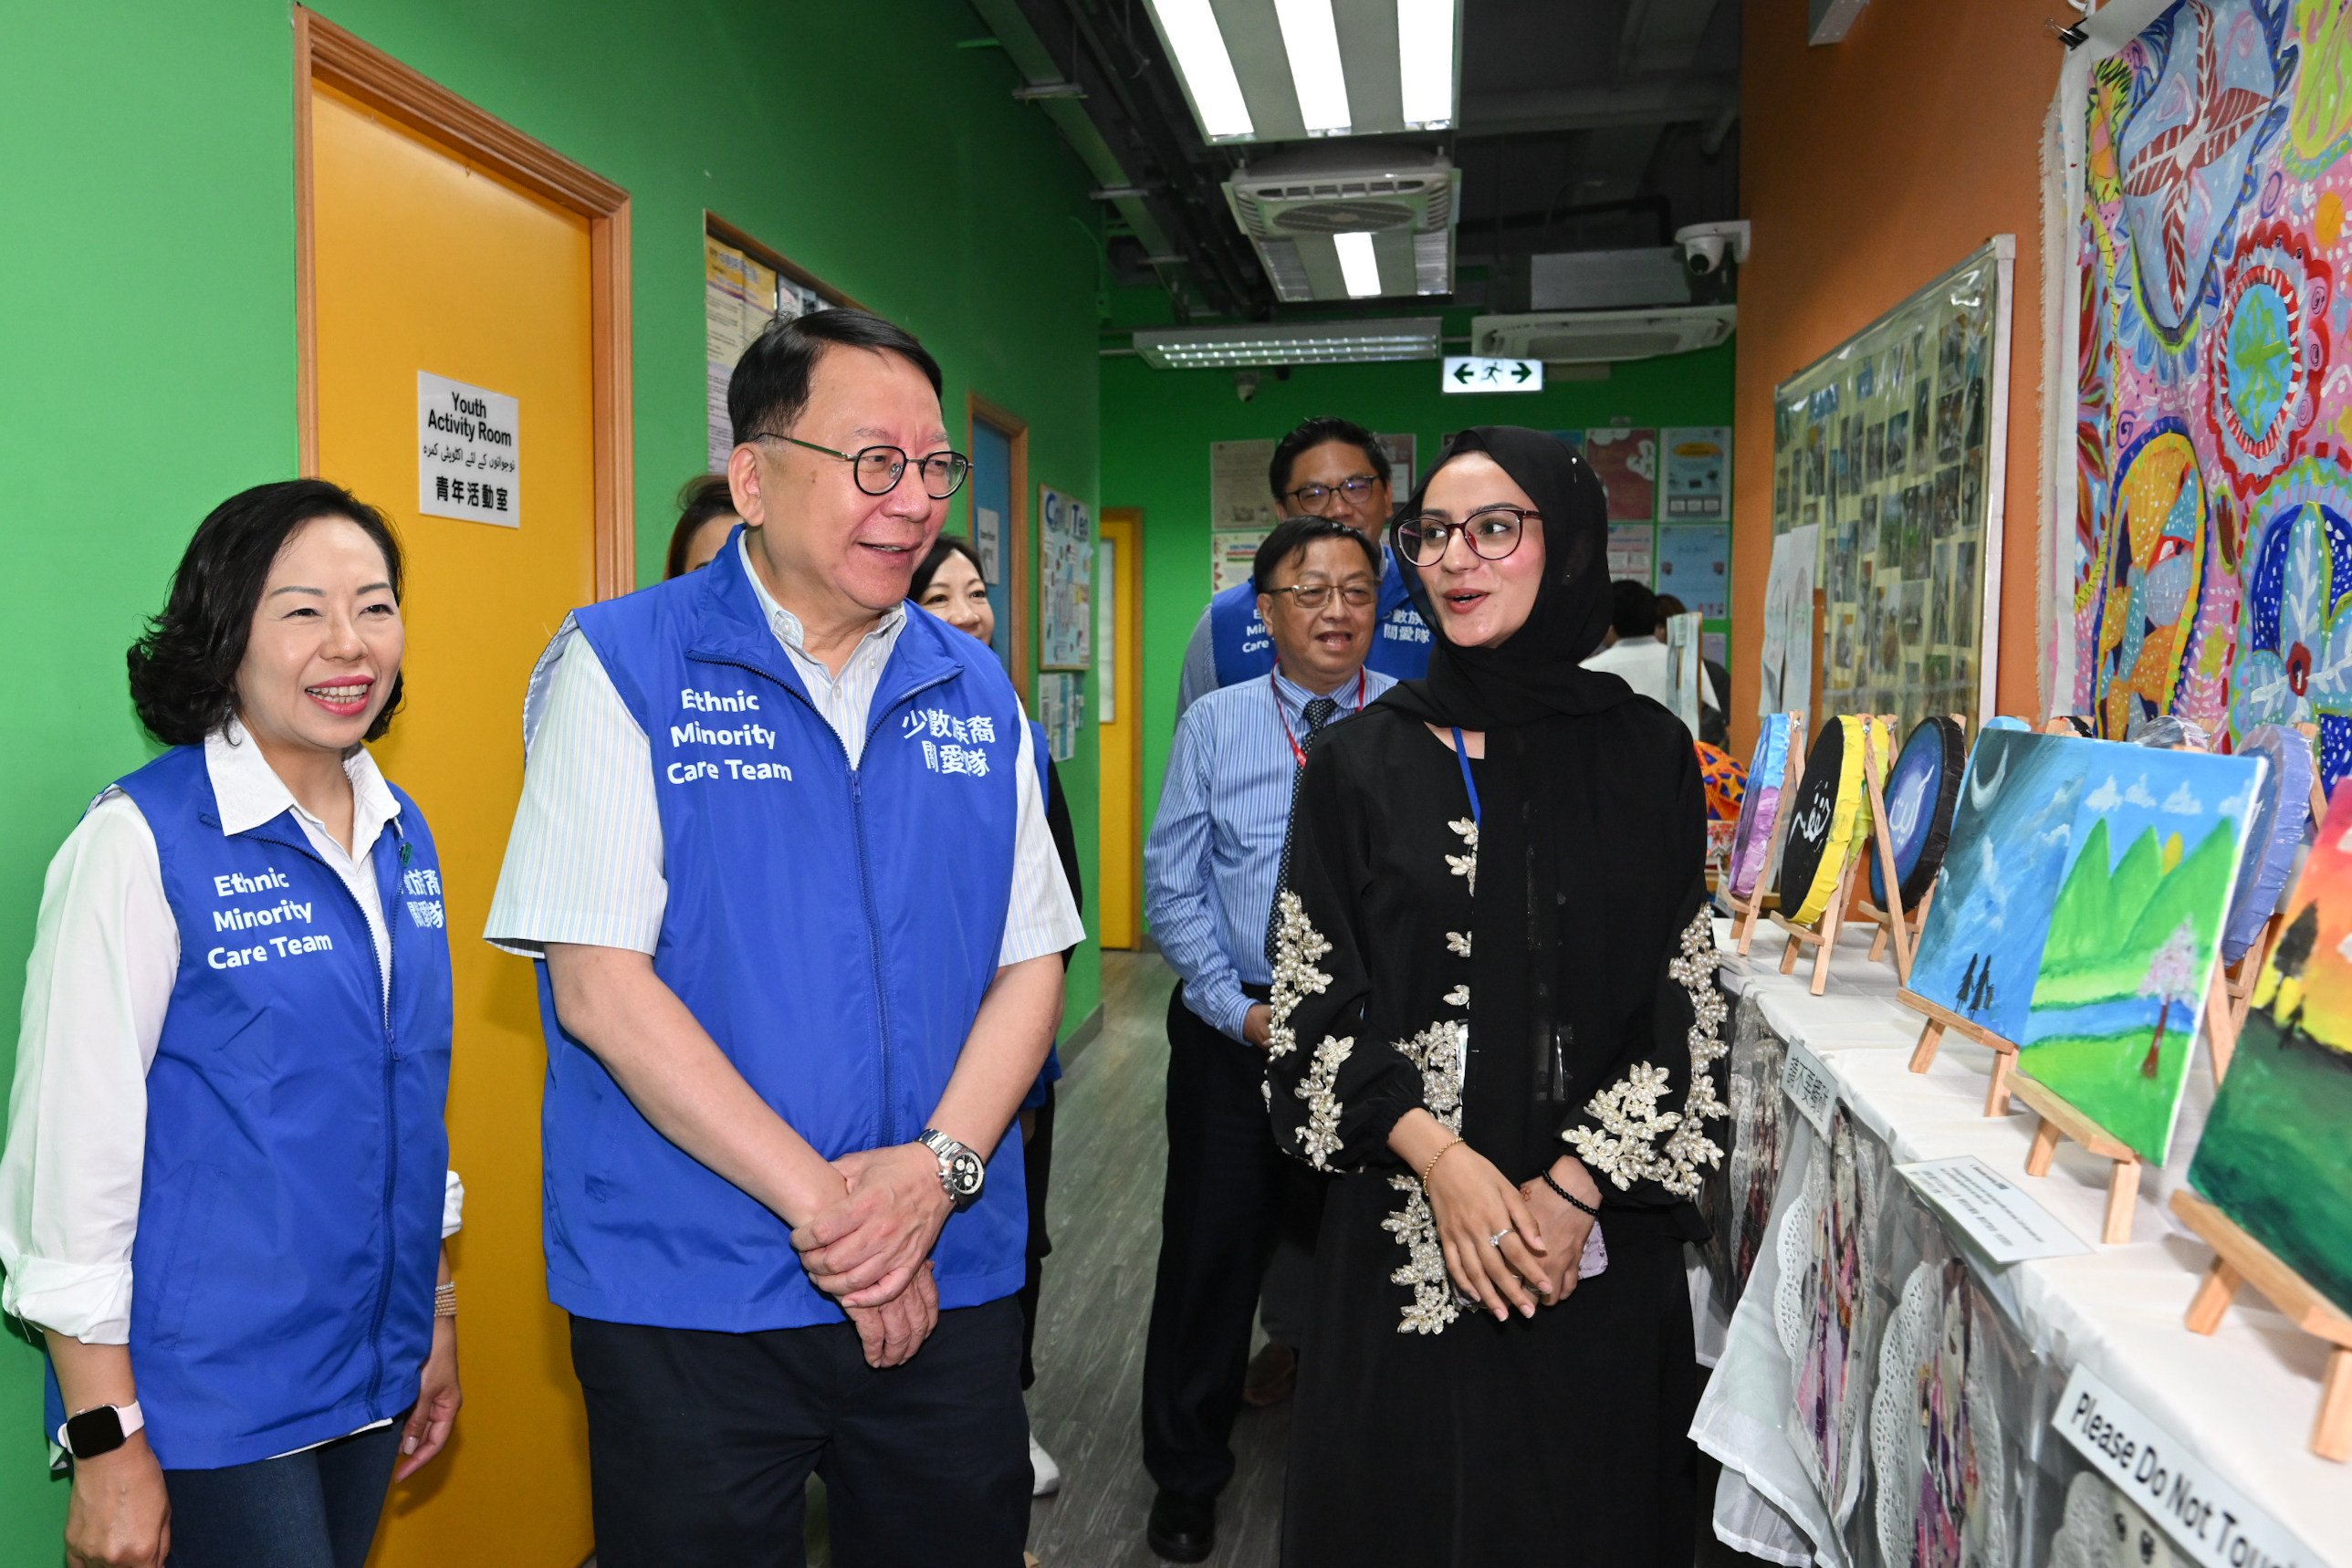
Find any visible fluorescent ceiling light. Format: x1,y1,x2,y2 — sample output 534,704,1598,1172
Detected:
1396,0,1457,129
1273,0,1352,135
1147,0,1254,141
1132,318,1443,369
1334,232,1384,298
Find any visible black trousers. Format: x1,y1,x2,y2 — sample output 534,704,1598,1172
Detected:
1141,988,1318,1498
1017,1082,1056,1390
571,1299,1029,1568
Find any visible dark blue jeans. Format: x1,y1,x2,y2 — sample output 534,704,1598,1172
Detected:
162,1422,401,1568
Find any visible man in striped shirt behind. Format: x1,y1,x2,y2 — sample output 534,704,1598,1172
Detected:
1137,516,1395,1563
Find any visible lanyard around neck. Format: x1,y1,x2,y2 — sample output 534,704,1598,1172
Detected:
1272,667,1367,767
1450,727,1481,827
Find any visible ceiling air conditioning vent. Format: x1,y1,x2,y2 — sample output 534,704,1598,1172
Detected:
1469,306,1737,366
1224,146,1459,301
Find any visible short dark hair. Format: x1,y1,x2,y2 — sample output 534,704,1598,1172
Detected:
911,534,987,601
1610,578,1659,639
727,307,945,445
1655,592,1689,622
665,473,739,579
128,479,406,747
1251,516,1383,593
1268,416,1389,503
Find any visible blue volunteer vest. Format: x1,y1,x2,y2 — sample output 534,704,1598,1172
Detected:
545,538,1029,1331
1207,548,1432,687
48,745,454,1470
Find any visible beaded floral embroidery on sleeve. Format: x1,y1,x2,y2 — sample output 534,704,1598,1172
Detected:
1560,909,1728,1197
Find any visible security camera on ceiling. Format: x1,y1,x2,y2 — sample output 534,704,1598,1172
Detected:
1235,369,1261,402
1676,221,1752,278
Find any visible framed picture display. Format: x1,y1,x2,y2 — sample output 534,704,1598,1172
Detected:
1039,485,1093,671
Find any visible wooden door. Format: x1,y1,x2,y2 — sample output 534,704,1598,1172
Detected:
300,14,625,1563
1097,509,1144,948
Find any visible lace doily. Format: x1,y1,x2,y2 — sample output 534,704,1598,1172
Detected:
1772,1108,1877,1528
2045,1469,2184,1568
1868,1260,2010,1568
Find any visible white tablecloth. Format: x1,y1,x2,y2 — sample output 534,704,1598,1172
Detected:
1692,917,2349,1564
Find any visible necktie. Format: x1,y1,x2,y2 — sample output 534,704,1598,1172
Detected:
1266,696,1343,965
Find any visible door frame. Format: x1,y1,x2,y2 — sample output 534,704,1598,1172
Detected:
293,7,634,600
966,392,1031,691
1099,507,1145,948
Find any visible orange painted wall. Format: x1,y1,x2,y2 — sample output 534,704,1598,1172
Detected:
1733,0,2063,746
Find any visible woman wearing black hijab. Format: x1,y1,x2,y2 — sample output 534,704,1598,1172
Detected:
1263,427,1724,1564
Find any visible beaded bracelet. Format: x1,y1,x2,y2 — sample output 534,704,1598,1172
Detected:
1540,1167,1602,1219
1420,1136,1465,1187
434,1281,457,1320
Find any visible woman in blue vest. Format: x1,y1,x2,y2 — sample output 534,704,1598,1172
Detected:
911,532,1084,1500
0,480,462,1568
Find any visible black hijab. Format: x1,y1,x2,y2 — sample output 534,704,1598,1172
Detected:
1384,426,1705,1197
1380,425,1636,731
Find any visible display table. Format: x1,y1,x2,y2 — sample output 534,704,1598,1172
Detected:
1691,917,2350,1565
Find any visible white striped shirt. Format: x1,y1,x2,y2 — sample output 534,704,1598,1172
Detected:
485,534,1082,964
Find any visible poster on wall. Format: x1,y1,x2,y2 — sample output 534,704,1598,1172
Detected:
1584,426,1659,521
974,506,1003,591
1662,426,1731,518
1036,672,1084,762
417,371,519,528
1096,537,1118,726
1039,486,1093,670
1772,238,2013,735
1759,522,1820,718
1607,523,1656,583
1656,523,1731,618
1210,529,1261,593
705,233,831,473
2062,0,2352,791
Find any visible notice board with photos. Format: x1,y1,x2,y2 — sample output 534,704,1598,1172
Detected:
704,219,850,473
1207,434,1416,592
1770,238,2015,733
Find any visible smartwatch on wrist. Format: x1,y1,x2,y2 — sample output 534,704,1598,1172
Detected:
918,1128,986,1212
56,1400,143,1460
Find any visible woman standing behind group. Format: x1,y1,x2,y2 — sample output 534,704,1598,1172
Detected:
0,481,463,1568
1264,427,1720,1565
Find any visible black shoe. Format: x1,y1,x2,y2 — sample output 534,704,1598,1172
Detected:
1146,1489,1216,1563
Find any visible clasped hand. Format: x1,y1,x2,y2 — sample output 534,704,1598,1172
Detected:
1422,1144,1600,1320
793,1143,954,1368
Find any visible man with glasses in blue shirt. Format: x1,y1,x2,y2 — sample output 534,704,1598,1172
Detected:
486,308,1081,1567
1140,517,1395,1562
1174,416,1431,718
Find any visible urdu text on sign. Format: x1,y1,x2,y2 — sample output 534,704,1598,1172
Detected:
417,370,520,528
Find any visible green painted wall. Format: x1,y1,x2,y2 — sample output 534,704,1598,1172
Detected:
1101,337,1738,848
0,3,1099,1554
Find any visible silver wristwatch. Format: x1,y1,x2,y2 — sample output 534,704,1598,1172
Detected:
918,1128,986,1212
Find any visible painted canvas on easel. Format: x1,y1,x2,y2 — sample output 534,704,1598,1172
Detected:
2018,747,2259,1164
1908,728,2093,1045
2190,780,2352,1317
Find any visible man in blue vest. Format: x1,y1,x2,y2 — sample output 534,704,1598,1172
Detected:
486,308,1082,1567
1174,415,1431,718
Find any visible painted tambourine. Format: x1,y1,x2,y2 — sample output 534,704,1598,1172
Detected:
2222,724,2315,965
1867,716,1967,912
1725,713,1793,899
1778,716,1892,926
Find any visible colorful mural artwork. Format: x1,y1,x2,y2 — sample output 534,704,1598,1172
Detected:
2190,779,2352,1319
2069,0,2352,790
1908,730,2260,1161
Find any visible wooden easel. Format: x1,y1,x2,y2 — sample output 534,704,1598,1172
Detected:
1771,716,1899,997
2172,1188,2352,1461
1719,709,1806,956
2013,1074,2142,1244
1846,711,1968,985
1900,990,2022,1116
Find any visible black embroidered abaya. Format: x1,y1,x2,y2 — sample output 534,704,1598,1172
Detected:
1263,427,1726,1567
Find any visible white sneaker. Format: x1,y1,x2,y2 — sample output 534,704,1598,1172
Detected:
1029,1430,1061,1497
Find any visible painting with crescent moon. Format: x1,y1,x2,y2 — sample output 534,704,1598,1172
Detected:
2190,779,2352,1317
1910,730,2261,1161
2064,0,2352,795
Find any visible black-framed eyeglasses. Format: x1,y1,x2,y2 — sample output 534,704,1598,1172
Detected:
1394,505,1539,567
1264,580,1378,611
755,434,972,499
1284,474,1383,510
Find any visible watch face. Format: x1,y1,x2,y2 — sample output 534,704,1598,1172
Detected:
946,1148,985,1196
64,1406,126,1459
